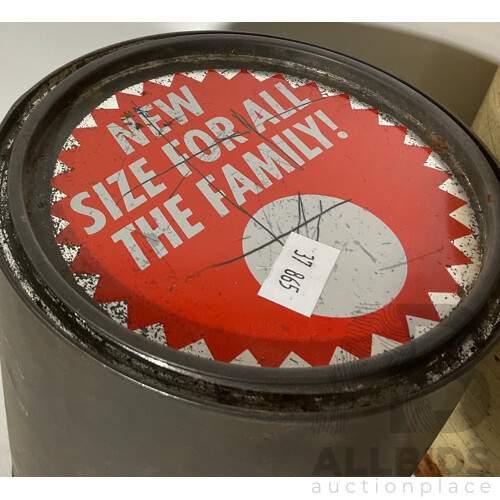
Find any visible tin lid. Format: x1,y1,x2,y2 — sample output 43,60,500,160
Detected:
46,67,484,368
2,32,499,409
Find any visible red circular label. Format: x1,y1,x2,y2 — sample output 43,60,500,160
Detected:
50,70,480,367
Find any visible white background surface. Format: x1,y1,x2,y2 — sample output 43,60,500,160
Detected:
378,22,500,64
0,20,499,477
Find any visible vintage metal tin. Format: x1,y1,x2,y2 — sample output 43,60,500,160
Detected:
0,32,499,476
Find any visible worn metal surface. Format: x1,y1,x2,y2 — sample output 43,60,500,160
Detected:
0,268,472,476
47,68,483,366
0,32,499,476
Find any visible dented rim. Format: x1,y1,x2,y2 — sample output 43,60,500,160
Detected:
1,31,500,413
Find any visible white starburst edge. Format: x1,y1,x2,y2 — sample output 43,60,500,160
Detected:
49,70,482,367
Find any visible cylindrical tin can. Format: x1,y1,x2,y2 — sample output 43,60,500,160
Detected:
0,32,499,477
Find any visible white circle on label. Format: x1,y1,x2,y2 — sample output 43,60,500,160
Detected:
242,195,408,317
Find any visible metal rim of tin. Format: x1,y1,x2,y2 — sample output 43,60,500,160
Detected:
1,31,500,414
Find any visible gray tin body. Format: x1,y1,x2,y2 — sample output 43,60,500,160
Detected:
0,273,469,476
0,32,498,476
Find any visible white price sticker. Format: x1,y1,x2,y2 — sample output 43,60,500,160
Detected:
258,232,341,317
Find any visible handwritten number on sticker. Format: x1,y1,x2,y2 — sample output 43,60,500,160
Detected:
292,249,315,267
258,233,341,317
279,268,305,293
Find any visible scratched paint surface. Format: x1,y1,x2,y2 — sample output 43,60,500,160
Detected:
50,70,481,367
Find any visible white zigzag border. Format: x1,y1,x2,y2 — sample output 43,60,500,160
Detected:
50,70,481,368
